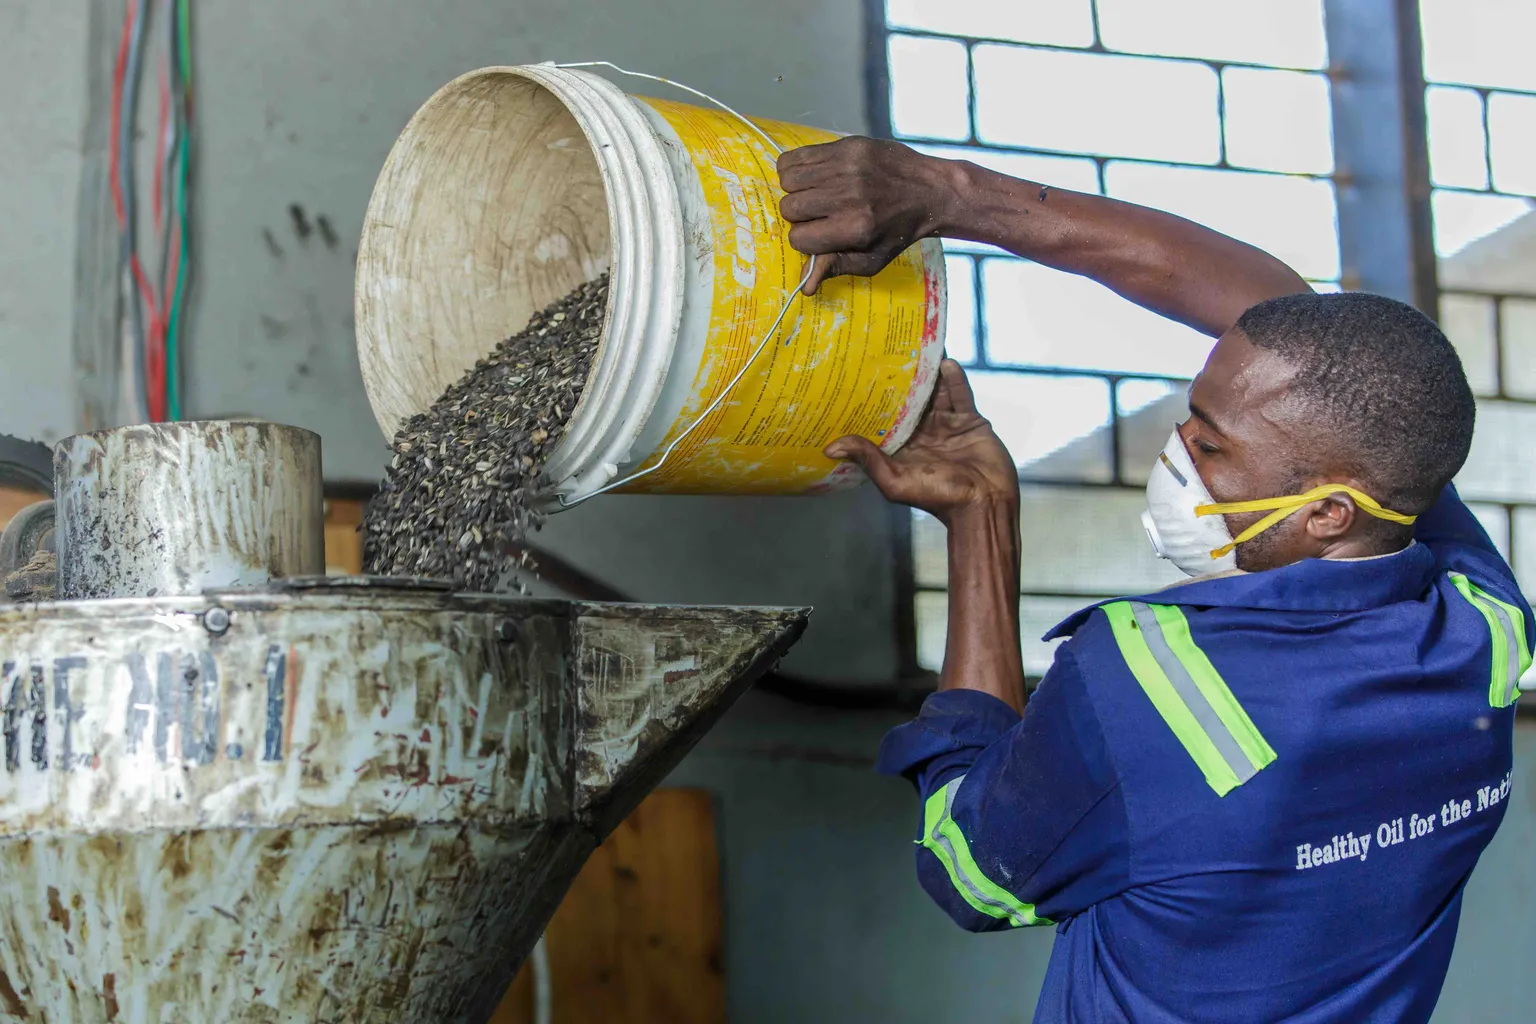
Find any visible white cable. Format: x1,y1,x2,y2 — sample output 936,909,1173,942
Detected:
552,61,782,154
548,60,816,509
531,934,552,1024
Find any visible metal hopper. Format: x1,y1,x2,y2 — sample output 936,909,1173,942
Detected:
0,422,806,1022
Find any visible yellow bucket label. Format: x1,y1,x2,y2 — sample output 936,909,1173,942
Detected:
626,98,944,495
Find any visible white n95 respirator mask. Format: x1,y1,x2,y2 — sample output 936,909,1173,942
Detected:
1142,430,1237,577
1141,428,1419,577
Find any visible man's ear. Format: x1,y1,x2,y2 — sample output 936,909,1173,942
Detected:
1304,493,1357,540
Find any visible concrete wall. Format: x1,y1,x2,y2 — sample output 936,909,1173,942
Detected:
0,0,91,445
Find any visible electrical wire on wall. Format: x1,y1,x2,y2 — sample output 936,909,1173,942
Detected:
109,0,193,423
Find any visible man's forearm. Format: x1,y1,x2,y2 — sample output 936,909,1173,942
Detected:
941,498,1025,713
929,159,1310,338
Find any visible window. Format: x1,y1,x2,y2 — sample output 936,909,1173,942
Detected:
1421,0,1536,685
880,0,1341,677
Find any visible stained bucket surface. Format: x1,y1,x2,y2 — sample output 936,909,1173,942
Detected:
355,64,946,504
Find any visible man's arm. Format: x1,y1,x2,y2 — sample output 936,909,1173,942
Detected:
778,137,1310,337
830,360,1025,710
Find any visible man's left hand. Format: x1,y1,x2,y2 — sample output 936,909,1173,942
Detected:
826,360,1018,524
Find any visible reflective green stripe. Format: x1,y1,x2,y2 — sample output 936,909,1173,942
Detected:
920,777,1049,928
1450,572,1532,708
1104,602,1276,796
1145,604,1278,773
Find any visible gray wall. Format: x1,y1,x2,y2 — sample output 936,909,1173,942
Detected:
0,0,90,445
3,2,1533,1021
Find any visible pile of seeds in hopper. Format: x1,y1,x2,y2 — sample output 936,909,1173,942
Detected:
363,273,608,591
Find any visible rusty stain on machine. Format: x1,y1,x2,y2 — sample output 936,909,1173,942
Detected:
0,422,807,1022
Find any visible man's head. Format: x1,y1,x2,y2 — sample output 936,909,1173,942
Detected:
1183,291,1475,571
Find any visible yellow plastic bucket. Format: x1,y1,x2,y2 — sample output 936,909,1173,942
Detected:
355,65,947,503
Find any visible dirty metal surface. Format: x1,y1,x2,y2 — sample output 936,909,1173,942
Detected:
55,422,325,601
0,591,805,1022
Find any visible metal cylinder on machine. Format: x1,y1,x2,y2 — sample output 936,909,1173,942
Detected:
54,421,325,600
355,64,948,508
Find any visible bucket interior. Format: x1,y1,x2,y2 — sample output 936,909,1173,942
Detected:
357,71,612,440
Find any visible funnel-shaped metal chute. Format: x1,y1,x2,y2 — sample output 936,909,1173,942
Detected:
0,582,805,1023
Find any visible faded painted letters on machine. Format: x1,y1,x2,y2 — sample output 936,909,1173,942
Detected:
0,599,566,835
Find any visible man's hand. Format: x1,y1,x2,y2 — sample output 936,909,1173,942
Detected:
778,136,1309,336
825,360,1018,524
778,137,963,294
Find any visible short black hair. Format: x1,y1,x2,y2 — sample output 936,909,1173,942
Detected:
1235,291,1474,515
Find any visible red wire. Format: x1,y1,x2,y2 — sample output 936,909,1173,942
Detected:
108,0,133,225
109,0,173,420
153,63,168,224
143,63,173,421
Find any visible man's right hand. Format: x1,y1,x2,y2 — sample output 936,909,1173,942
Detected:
777,137,963,294
777,135,1309,337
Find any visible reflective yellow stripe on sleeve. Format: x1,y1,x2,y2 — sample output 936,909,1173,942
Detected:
920,776,1049,928
1449,572,1532,708
1103,602,1276,796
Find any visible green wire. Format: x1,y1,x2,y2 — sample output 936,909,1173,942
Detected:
166,0,191,420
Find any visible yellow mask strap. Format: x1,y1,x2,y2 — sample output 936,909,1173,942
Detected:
1195,484,1417,559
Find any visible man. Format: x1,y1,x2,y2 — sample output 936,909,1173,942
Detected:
778,137,1533,1023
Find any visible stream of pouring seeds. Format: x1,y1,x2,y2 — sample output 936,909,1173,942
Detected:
363,274,608,591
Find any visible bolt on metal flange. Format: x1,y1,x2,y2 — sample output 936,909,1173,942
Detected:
203,607,232,635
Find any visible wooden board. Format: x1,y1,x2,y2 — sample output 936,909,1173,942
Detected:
0,487,46,530
323,498,366,575
1,491,361,570
491,788,724,1024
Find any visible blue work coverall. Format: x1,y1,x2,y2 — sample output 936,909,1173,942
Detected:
878,486,1533,1023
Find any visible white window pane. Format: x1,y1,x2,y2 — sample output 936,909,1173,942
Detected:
1105,162,1340,280
1437,209,1536,293
889,34,971,141
914,590,947,672
968,370,1113,481
1438,293,1500,397
1117,379,1191,485
981,258,1214,376
1487,92,1536,196
887,0,1095,48
1019,596,1099,678
943,253,978,364
1018,484,1185,594
1500,298,1536,400
1513,507,1536,603
1221,67,1332,175
910,143,1102,194
973,45,1220,164
1431,189,1536,258
914,593,1118,678
1468,503,1512,561
1421,0,1536,92
912,511,947,588
1097,0,1327,70
940,237,1011,256
1458,400,1536,502
1426,87,1489,190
